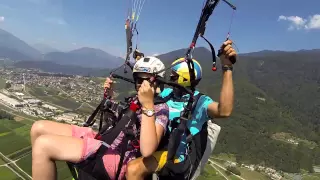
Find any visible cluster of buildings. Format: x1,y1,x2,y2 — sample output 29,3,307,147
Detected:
0,68,102,127
221,159,283,180
54,112,83,124
0,68,103,105
0,89,95,127
240,164,283,180
0,90,59,117
0,92,23,107
53,113,99,129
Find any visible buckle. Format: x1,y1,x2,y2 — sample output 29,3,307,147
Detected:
180,116,188,121
95,134,102,140
131,140,140,149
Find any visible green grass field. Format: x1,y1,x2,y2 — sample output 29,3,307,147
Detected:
16,154,72,179
0,158,5,165
0,118,72,179
16,153,32,176
0,120,30,155
0,166,21,180
213,153,237,162
13,125,31,142
28,86,81,110
0,132,30,155
1,119,25,130
56,161,73,180
74,103,95,115
211,163,240,180
302,173,320,180
0,125,10,134
198,164,227,180
0,104,39,122
0,77,6,89
31,87,60,96
239,167,269,180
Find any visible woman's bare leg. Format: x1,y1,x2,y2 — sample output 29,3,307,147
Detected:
32,134,84,180
30,120,73,146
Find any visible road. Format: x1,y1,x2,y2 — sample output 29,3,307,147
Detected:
208,162,229,180
0,152,32,179
0,151,31,167
5,165,26,180
208,159,247,180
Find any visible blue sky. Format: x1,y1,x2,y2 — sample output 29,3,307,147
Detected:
0,0,319,57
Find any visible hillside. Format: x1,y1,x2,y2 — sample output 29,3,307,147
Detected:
43,47,125,69
13,61,100,76
33,43,60,54
0,29,41,59
0,47,33,61
0,29,124,70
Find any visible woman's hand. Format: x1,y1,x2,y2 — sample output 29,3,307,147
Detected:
138,80,155,109
104,77,113,89
103,77,114,97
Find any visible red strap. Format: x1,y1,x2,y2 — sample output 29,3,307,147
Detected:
96,135,102,140
129,102,140,112
131,140,140,149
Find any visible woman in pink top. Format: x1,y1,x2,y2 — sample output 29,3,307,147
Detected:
30,56,169,180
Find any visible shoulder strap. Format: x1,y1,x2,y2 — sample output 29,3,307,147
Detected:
154,91,174,105
191,92,204,113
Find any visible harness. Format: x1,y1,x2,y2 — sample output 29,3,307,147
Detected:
67,96,139,180
68,91,172,180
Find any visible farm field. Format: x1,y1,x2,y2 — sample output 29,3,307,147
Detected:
0,118,72,179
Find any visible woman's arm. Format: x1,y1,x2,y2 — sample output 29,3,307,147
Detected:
137,81,168,157
139,103,166,157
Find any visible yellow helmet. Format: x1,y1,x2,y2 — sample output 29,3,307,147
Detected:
171,58,202,87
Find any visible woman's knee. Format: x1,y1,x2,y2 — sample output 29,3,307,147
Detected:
127,159,143,177
32,134,52,157
31,120,49,137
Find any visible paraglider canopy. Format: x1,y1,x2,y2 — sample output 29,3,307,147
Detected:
124,0,146,72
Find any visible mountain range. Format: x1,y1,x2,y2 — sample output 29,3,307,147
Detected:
33,43,61,54
0,28,124,69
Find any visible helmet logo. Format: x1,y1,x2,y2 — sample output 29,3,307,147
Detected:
143,57,150,62
134,66,151,73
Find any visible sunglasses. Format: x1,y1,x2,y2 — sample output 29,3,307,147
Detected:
134,77,151,84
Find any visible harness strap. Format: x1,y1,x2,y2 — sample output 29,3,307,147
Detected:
115,135,129,179
101,109,137,145
84,98,107,127
67,162,79,180
166,92,204,161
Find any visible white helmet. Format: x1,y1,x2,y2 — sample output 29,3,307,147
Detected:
132,56,166,78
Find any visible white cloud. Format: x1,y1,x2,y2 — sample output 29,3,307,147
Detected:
305,14,320,30
0,16,4,22
45,17,67,25
72,42,77,46
278,14,320,30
